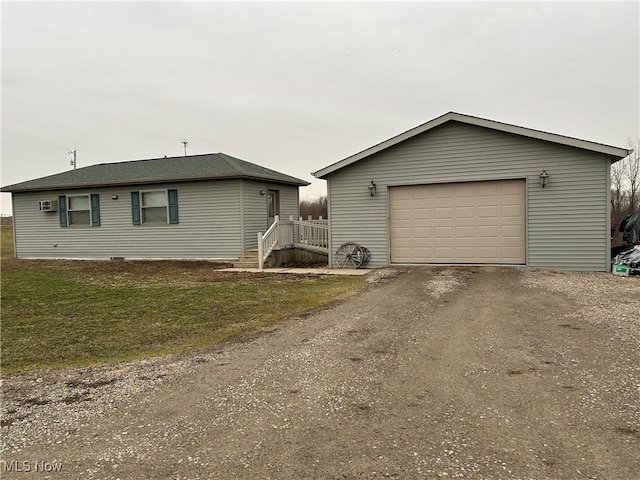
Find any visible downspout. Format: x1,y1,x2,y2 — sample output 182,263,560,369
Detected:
327,180,332,267
606,160,612,271
11,193,17,258
239,180,245,251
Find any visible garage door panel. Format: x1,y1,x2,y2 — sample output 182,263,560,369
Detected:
500,182,524,195
393,248,412,260
393,238,415,248
413,226,432,237
434,226,454,238
455,226,475,238
501,247,524,262
455,206,475,218
394,223,414,232
392,208,412,220
501,204,523,217
502,225,523,237
413,247,433,257
434,188,454,199
434,246,454,257
392,188,412,200
435,207,453,218
478,246,500,258
455,246,478,258
413,208,433,219
481,235,509,245
478,225,499,237
390,179,525,264
393,227,412,238
478,205,499,217
477,182,500,196
501,236,524,247
455,184,475,197
411,237,433,247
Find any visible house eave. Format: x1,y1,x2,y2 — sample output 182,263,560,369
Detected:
313,112,631,179
2,174,310,193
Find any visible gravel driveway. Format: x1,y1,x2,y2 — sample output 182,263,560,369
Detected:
2,267,639,479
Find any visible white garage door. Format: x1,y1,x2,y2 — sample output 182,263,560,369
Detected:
390,180,525,264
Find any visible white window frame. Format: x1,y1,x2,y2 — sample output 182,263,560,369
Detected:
140,189,169,224
67,194,92,226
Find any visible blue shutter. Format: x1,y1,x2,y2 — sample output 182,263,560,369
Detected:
58,195,67,227
168,189,179,224
90,194,100,227
131,191,141,225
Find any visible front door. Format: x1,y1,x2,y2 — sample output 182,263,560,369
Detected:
267,189,280,226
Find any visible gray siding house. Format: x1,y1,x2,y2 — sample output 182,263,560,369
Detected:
2,153,308,260
313,112,630,271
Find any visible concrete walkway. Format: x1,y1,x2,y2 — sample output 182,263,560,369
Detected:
218,267,370,275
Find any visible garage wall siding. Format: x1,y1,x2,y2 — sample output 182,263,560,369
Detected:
12,179,244,259
326,121,613,271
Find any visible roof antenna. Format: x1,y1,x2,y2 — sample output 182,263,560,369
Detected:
181,139,188,157
68,149,77,169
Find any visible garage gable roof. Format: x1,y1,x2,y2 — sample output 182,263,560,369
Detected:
2,152,310,193
313,112,631,179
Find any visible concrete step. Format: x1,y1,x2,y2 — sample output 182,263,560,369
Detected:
232,249,263,268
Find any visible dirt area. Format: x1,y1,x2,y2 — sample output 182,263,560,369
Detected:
2,259,322,284
1,267,639,479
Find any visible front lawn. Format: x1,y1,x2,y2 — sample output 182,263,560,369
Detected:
1,256,364,372
1,224,14,258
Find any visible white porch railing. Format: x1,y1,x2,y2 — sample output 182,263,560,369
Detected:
257,215,329,269
291,216,329,253
257,215,280,270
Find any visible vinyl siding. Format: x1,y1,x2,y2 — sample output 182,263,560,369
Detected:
240,180,300,250
326,121,614,271
274,182,301,223
12,179,244,259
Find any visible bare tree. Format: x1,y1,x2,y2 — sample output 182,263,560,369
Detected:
624,138,640,212
611,138,640,245
300,195,328,219
611,158,626,223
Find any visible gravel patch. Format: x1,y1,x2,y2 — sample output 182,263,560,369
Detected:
1,354,216,454
521,269,640,350
521,269,640,447
1,267,639,480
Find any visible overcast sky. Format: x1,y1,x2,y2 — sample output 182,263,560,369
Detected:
2,1,638,214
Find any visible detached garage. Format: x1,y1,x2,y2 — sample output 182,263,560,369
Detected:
313,112,631,271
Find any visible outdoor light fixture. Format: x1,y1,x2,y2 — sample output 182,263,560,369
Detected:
368,180,377,197
260,190,266,196
111,195,119,200
539,170,550,188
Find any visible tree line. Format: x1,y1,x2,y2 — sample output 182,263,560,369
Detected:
299,195,327,219
611,138,640,245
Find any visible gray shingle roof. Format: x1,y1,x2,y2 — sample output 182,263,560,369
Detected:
2,153,309,192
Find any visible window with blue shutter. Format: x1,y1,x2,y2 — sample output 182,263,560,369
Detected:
132,190,179,225
90,194,100,226
59,195,67,227
168,189,179,224
131,191,141,225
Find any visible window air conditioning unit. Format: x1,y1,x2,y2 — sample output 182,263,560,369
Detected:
38,200,58,212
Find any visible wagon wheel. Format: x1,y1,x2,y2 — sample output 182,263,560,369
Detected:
361,247,371,267
335,242,366,268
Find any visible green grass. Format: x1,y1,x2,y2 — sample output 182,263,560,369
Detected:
1,235,365,372
1,225,14,258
